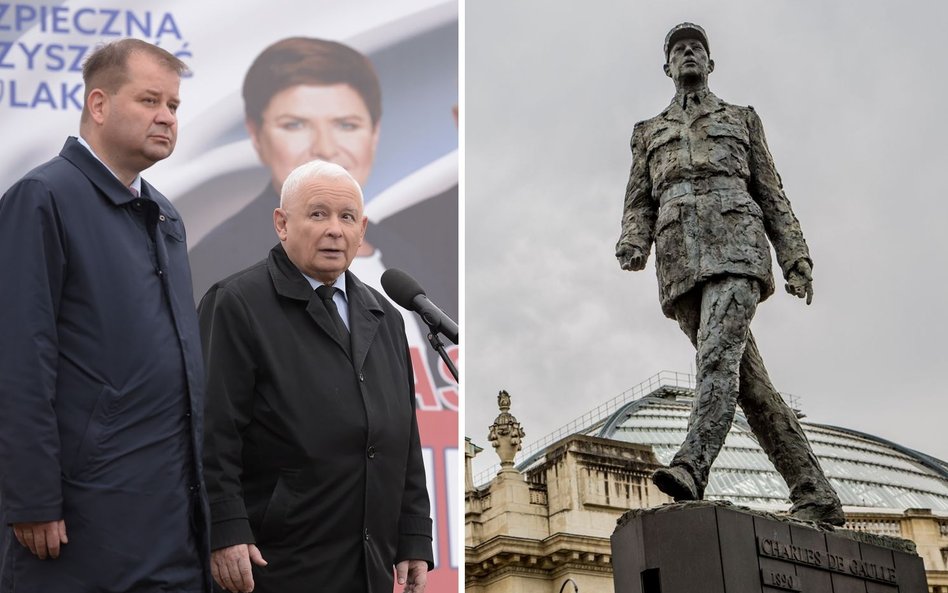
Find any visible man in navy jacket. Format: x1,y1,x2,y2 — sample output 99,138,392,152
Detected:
0,39,211,592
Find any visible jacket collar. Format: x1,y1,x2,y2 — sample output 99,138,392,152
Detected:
267,244,383,368
662,89,725,123
59,136,179,220
268,243,318,302
60,136,138,206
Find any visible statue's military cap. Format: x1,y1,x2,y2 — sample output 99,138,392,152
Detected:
664,22,710,60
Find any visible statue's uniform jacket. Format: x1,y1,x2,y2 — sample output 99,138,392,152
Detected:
617,91,811,316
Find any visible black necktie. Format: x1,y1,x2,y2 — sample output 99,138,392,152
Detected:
315,285,350,354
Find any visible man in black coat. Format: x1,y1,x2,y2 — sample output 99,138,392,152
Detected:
199,160,432,593
0,39,211,591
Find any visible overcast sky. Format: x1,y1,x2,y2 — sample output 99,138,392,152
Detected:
464,1,948,480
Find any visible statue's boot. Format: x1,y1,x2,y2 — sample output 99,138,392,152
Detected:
652,465,699,501
789,500,846,526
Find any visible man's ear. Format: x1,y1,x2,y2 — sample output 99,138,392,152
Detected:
273,208,288,241
708,59,715,74
663,63,671,78
87,89,108,124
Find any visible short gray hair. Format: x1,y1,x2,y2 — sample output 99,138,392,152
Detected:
280,160,364,209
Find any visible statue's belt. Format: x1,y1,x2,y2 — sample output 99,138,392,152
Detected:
657,177,746,206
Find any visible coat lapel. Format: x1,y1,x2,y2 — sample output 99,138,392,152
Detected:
305,293,352,358
267,245,352,358
345,271,382,373
662,100,685,124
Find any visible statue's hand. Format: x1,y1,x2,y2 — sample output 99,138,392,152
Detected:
616,244,648,271
785,260,813,305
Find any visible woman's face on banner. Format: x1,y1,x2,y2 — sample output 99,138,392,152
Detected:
249,83,380,190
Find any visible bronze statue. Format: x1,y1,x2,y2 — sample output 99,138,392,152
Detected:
615,23,844,525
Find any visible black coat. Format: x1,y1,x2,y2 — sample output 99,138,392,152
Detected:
0,138,211,592
199,245,432,593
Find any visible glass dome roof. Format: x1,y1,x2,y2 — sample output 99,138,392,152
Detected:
588,387,948,512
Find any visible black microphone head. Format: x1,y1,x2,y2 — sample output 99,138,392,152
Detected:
380,268,426,310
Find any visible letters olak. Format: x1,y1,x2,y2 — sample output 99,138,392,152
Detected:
757,537,898,585
0,79,83,110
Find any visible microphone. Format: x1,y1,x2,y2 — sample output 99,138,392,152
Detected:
381,268,458,345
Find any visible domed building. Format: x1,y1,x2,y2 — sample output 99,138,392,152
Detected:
465,372,948,593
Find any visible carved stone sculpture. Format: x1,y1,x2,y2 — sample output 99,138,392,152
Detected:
488,390,526,469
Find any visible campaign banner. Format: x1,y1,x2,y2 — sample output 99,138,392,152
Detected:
0,1,458,590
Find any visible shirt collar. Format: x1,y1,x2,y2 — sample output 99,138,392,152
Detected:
675,87,710,107
76,135,142,195
302,271,348,301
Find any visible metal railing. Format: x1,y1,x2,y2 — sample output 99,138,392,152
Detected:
471,370,696,487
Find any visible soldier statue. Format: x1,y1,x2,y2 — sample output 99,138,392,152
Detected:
615,23,844,525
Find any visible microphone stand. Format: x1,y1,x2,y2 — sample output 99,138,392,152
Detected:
426,331,459,383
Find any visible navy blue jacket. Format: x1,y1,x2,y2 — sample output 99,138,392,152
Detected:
0,138,211,592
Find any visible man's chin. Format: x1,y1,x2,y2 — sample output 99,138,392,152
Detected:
311,258,349,278
143,146,175,164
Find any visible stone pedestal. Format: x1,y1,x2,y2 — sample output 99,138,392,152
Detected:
611,501,928,593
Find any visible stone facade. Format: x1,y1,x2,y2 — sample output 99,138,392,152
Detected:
465,395,948,592
466,414,671,593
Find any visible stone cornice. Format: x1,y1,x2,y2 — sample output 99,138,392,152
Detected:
465,533,613,581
